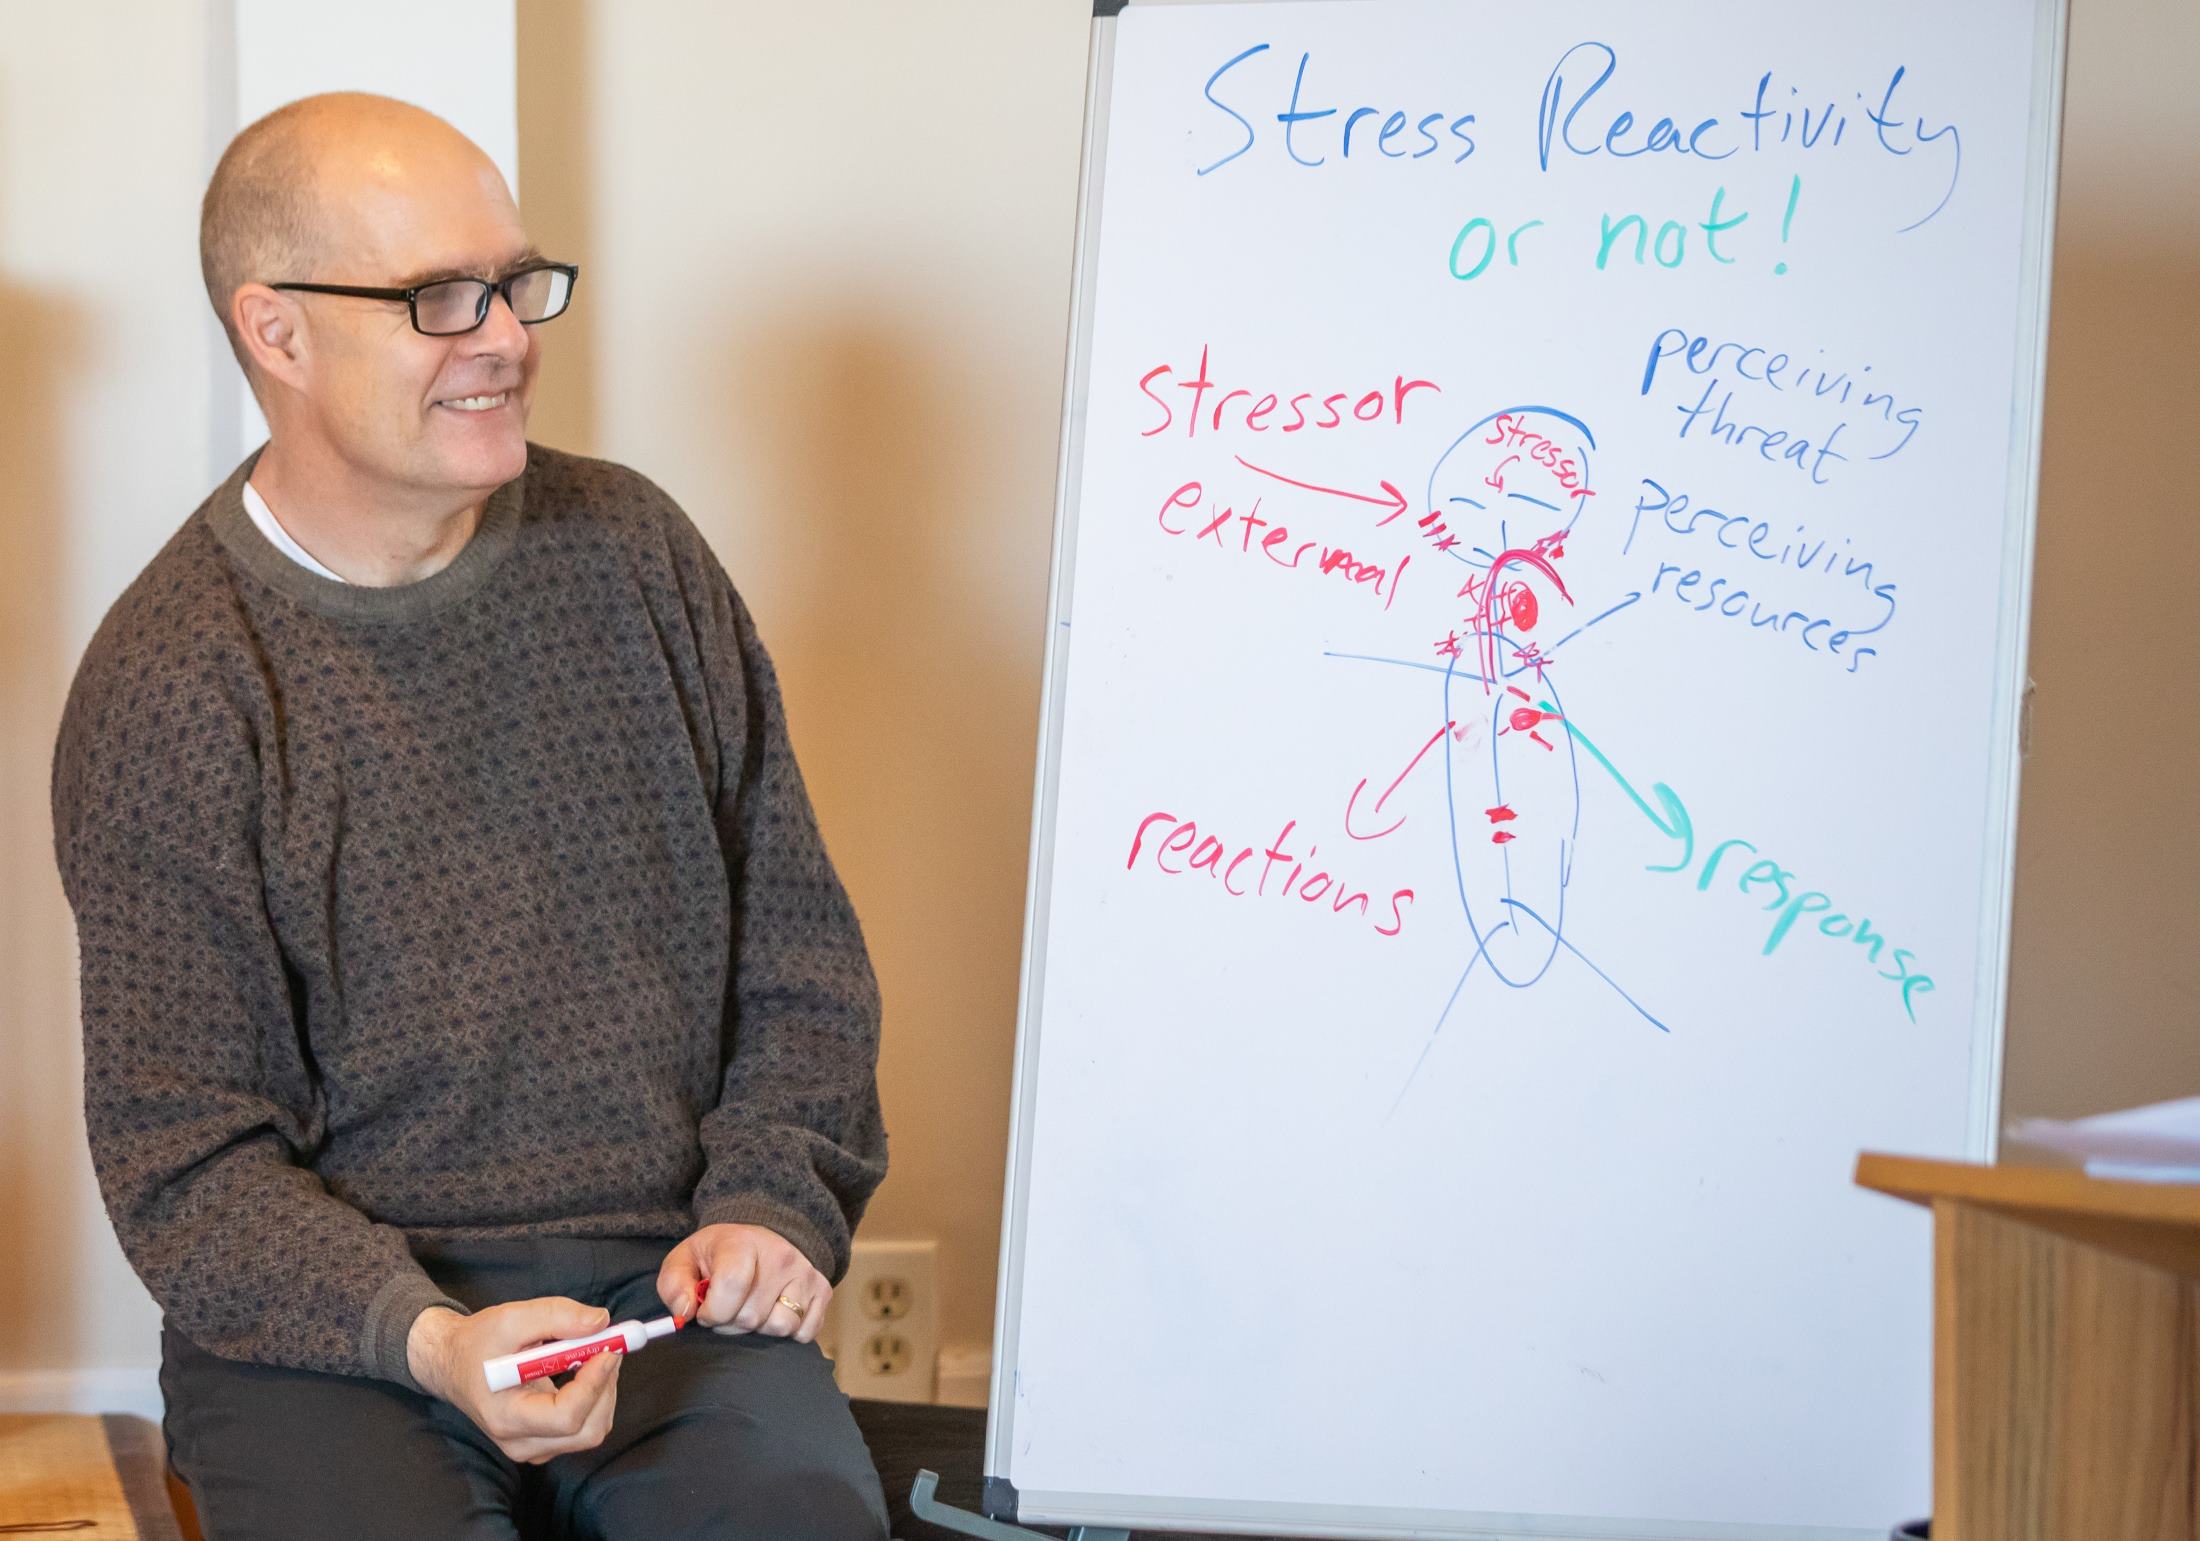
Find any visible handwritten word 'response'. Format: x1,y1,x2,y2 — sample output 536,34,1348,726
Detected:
1159,482,1410,611
1129,813,1415,938
1565,714,1934,1021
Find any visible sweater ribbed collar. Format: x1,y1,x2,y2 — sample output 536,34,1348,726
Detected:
204,443,526,623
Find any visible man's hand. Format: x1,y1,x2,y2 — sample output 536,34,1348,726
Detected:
406,1299,622,1464
658,1224,830,1344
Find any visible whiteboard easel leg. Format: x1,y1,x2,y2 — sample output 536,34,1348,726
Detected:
908,1469,1130,1541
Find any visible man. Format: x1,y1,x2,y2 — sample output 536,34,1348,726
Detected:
49,92,890,1539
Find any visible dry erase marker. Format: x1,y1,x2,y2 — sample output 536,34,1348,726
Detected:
482,1277,711,1392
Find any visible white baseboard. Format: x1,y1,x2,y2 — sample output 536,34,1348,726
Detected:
0,1366,163,1423
934,1345,990,1409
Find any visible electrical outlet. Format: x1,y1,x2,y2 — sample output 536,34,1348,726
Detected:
862,1275,911,1321
823,1239,937,1403
862,1332,914,1378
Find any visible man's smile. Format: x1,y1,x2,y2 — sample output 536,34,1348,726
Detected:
434,391,510,413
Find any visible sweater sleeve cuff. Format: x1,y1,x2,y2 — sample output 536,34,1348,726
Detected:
694,1195,840,1282
362,1270,470,1393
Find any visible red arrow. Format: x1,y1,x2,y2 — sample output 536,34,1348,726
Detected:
1233,456,1412,526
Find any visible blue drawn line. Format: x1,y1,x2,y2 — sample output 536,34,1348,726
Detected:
1424,404,1598,543
1893,105,1962,234
1548,590,1642,653
1383,927,1498,1124
1323,650,1489,684
1382,637,1672,1119
1580,591,1642,630
1441,638,1576,992
1385,886,1667,1121
1501,898,1671,1033
1507,492,1562,513
1450,496,1486,510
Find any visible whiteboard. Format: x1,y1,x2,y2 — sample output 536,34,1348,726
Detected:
989,2,2065,1536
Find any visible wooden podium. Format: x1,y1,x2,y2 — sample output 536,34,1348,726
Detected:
1856,1153,2200,1540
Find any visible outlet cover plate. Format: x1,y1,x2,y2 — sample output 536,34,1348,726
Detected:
823,1239,938,1403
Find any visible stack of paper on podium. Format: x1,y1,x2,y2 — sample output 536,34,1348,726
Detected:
2006,1095,2200,1182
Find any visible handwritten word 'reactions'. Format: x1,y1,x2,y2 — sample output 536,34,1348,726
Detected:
1563,714,1934,1020
1157,482,1410,611
1139,346,1440,439
1128,811,1415,937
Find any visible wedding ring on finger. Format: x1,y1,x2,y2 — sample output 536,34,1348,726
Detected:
775,1293,809,1318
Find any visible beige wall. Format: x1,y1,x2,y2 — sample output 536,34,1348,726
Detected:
1,2,215,1392
514,0,1093,1361
2002,0,2200,1120
0,0,2192,1400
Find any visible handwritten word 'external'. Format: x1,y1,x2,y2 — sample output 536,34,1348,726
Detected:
1158,481,1410,611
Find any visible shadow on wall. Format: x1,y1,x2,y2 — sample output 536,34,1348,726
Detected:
699,293,1036,1293
2005,232,2200,1117
0,271,94,1362
516,0,600,455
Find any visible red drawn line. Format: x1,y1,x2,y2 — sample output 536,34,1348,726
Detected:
1484,805,1517,823
1469,541,1574,696
1234,455,1411,525
1343,781,1404,841
1345,720,1456,841
1377,722,1453,813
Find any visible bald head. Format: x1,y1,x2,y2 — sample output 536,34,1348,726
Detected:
202,92,541,504
200,93,509,373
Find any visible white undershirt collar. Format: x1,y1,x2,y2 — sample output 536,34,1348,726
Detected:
241,479,347,583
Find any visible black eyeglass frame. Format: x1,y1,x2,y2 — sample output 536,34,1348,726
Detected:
268,260,580,337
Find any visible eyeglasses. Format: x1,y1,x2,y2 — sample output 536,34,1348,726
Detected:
269,261,579,337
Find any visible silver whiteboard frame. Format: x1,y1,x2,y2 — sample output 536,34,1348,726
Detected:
1973,0,2072,1155
985,0,2072,1534
982,0,1119,1505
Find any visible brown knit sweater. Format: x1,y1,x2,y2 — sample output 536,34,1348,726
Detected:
50,443,886,1389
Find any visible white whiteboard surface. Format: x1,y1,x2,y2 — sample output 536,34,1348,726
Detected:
991,2,2064,1537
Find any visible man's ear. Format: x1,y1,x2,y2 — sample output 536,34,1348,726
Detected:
233,284,309,393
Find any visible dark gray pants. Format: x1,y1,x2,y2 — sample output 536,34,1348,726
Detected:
160,1236,890,1541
